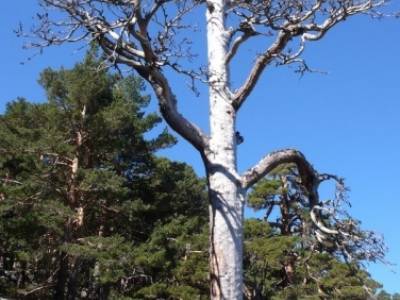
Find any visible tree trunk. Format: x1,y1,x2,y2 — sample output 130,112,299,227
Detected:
56,105,85,299
67,257,80,300
54,253,68,300
206,1,244,299
209,183,245,300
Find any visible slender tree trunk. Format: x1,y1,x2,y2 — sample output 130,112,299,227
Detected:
206,1,244,299
67,257,80,300
54,253,68,300
280,176,296,286
56,105,86,299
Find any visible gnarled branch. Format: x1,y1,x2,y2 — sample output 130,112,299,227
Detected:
145,68,210,152
37,0,210,153
241,149,318,198
232,30,292,110
231,0,389,111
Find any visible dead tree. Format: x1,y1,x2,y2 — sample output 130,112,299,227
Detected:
26,0,394,299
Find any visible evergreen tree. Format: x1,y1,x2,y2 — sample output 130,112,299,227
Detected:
377,290,393,300
0,52,208,299
244,164,385,299
0,53,393,299
393,293,400,300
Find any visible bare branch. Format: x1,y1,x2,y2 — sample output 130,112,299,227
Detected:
225,19,259,64
231,0,391,110
310,205,339,235
20,284,55,296
246,153,387,264
225,32,253,65
241,149,318,196
1,178,23,185
32,0,210,153
232,29,292,110
145,68,210,152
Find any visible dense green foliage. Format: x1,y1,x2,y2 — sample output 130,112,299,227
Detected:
243,219,381,299
244,164,387,299
0,52,208,299
0,54,395,299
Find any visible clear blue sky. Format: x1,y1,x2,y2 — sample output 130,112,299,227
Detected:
1,1,400,294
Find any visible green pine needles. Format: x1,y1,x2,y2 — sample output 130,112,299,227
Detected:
0,52,394,299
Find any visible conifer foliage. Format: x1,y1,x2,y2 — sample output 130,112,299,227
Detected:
0,53,393,299
0,51,208,299
244,164,385,299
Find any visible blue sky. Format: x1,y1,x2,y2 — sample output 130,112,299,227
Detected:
1,1,400,294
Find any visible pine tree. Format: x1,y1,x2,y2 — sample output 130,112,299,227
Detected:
244,164,384,299
0,51,208,299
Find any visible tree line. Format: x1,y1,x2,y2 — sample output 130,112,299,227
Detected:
0,52,397,299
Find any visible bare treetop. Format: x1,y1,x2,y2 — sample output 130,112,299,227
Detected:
29,0,389,80
26,1,393,148
26,0,394,121
31,1,202,69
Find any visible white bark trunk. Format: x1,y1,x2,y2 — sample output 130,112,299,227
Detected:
206,1,244,299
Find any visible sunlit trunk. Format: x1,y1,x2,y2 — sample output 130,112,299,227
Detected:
206,1,244,299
